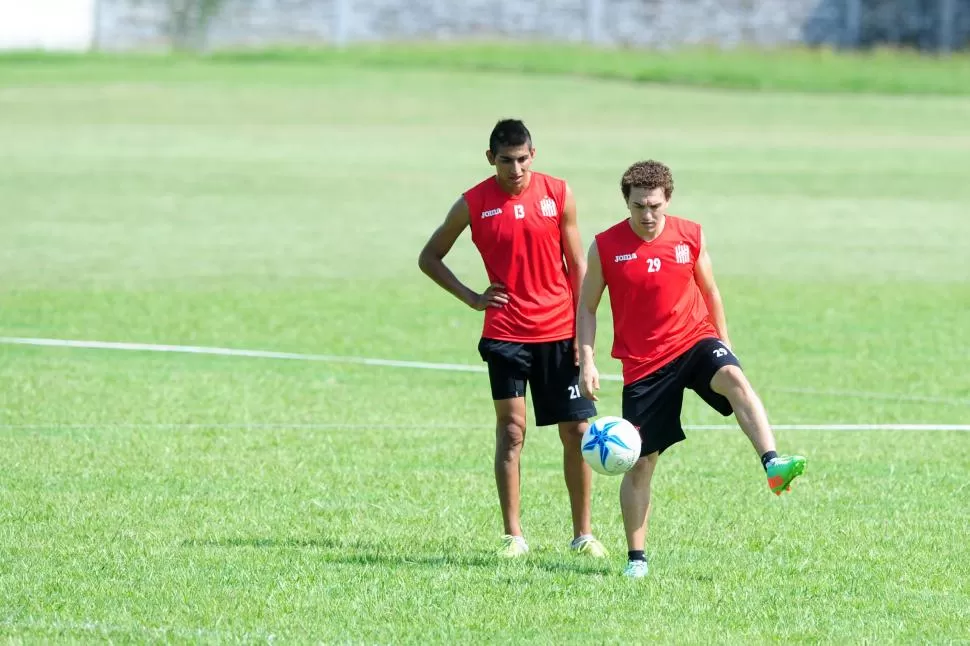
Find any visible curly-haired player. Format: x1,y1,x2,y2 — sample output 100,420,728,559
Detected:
577,160,807,578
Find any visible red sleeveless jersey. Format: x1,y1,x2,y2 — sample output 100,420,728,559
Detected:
595,216,718,384
464,172,574,343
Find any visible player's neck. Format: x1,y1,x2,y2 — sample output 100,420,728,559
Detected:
628,214,666,242
496,170,532,196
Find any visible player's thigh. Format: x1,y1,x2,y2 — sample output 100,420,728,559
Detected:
622,363,686,456
478,338,531,402
684,337,741,416
528,339,596,427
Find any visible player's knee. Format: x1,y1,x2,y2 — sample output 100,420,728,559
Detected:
641,452,659,470
711,365,750,398
496,415,526,450
628,452,658,479
557,420,586,445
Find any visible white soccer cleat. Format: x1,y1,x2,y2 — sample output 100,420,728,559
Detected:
622,559,649,578
497,535,529,558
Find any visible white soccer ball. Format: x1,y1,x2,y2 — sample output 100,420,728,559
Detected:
581,416,642,476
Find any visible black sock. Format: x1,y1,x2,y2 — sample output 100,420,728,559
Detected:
628,550,646,562
761,451,778,471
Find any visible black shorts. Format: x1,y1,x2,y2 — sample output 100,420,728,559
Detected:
478,337,597,427
622,337,741,456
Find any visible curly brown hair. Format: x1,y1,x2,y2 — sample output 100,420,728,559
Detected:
620,160,674,201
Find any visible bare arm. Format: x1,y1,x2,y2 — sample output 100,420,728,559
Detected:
693,231,732,348
418,197,507,310
577,241,607,401
559,183,586,312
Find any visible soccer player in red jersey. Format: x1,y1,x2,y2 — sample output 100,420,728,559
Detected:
419,119,606,558
577,160,806,577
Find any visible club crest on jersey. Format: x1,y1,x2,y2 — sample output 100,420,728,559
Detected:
674,243,691,264
481,207,502,219
539,197,557,218
614,253,638,262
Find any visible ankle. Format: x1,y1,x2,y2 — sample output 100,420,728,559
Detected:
760,450,778,471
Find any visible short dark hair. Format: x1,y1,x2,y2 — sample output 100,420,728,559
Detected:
489,119,532,154
621,160,674,201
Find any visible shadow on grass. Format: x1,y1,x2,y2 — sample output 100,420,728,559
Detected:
180,536,612,575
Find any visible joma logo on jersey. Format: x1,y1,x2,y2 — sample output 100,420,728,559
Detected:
539,197,557,217
481,207,502,219
614,253,638,262
675,243,690,264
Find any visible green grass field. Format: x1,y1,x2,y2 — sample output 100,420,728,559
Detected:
6,45,970,95
1,53,969,643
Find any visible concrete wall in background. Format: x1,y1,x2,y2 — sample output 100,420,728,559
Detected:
62,0,970,52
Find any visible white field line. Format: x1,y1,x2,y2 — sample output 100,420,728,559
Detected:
2,335,968,408
1,423,968,432
0,336,483,372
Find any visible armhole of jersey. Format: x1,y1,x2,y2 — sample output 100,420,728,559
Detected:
463,192,478,237
556,178,568,218
594,234,608,282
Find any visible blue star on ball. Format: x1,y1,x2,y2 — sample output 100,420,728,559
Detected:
583,421,633,467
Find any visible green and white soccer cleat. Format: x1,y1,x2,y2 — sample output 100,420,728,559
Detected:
570,535,608,558
766,455,807,495
497,535,529,558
